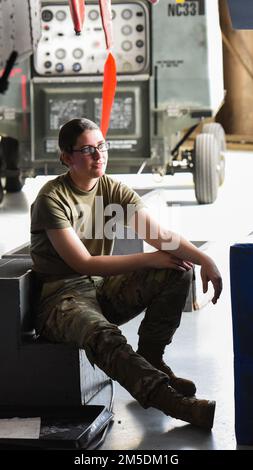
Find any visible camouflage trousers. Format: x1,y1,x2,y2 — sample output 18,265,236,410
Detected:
36,267,192,408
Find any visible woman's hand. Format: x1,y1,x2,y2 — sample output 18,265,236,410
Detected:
200,259,223,304
150,250,194,272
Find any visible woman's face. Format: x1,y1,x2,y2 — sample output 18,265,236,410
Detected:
68,129,108,179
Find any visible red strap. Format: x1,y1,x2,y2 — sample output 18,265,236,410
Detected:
68,1,116,136
99,0,113,50
68,0,85,34
100,52,117,137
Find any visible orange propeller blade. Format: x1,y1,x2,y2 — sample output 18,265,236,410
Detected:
100,52,117,137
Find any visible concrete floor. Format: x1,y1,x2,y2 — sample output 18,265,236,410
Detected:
0,150,252,450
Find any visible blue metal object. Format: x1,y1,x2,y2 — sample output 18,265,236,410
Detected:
230,243,253,445
227,0,253,29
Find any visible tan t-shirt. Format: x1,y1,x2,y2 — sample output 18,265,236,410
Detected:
30,172,144,280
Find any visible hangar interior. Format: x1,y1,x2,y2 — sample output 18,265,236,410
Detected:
0,150,252,450
0,0,253,452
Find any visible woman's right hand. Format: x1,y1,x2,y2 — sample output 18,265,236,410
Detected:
149,250,193,271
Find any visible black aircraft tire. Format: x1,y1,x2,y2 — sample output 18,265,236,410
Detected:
0,180,4,204
5,176,24,192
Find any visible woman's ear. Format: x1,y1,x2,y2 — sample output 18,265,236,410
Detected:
60,151,71,168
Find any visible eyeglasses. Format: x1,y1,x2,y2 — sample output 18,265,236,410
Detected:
72,141,110,156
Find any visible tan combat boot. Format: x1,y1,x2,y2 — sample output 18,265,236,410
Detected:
154,361,196,397
151,383,215,430
137,341,196,397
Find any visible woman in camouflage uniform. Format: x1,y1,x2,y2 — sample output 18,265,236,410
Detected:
31,118,222,429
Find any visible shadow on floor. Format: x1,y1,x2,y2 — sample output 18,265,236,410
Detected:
126,401,215,450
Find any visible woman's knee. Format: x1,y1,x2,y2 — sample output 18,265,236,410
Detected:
85,322,130,370
154,266,193,289
87,323,127,353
